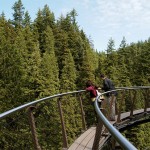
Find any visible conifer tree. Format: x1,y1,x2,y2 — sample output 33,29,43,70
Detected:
68,9,78,27
135,41,150,85
60,48,76,92
23,11,31,27
80,48,95,86
12,28,29,104
0,14,17,110
57,10,86,88
0,18,33,149
69,15,84,74
54,26,68,74
37,26,61,149
40,26,59,96
60,48,82,144
34,5,55,54
11,0,25,28
34,9,44,54
42,5,55,29
105,38,118,81
117,37,131,86
96,52,106,84
125,43,139,85
77,30,96,87
79,44,97,125
22,25,41,101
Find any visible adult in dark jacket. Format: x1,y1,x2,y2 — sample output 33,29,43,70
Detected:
100,74,117,121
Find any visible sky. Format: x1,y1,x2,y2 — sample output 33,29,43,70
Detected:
1,0,150,52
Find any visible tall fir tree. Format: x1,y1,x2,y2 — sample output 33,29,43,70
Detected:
0,14,18,110
40,26,59,97
22,11,31,27
60,48,82,144
22,25,42,101
34,9,44,54
60,48,76,92
11,0,25,28
135,41,150,85
105,38,118,81
34,5,56,54
65,10,83,68
117,37,131,86
54,25,68,75
37,26,61,149
42,5,55,29
80,48,95,87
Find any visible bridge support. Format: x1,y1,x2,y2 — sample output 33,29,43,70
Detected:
144,89,150,112
27,106,41,150
57,98,68,149
92,109,107,150
117,90,125,123
79,94,86,131
130,90,137,118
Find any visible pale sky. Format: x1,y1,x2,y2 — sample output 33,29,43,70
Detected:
1,0,150,51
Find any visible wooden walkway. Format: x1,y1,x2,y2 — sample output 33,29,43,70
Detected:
68,121,115,150
68,109,150,150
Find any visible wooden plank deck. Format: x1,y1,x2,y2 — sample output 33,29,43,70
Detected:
68,108,150,150
68,127,96,150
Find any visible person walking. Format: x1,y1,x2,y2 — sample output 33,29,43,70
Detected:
99,74,117,121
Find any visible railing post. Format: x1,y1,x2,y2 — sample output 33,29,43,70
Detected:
79,94,86,131
130,90,136,117
117,90,125,123
144,89,149,112
57,98,68,149
27,106,41,150
92,109,106,150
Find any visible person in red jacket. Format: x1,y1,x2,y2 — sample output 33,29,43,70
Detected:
85,80,105,123
85,80,97,102
86,80,104,103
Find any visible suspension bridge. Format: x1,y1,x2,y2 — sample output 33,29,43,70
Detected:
0,86,150,150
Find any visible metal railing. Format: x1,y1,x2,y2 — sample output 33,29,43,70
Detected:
93,86,150,150
0,90,85,119
0,90,86,149
0,86,149,150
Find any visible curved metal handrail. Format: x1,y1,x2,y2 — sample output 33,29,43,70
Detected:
0,90,85,119
1,86,149,119
0,86,149,150
94,86,150,150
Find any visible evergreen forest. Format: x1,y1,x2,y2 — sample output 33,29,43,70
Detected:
0,0,150,149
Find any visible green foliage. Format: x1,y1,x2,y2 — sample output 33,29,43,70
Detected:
60,48,76,92
23,11,31,27
39,26,59,97
0,1,150,149
11,0,25,28
123,123,150,150
80,48,95,86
